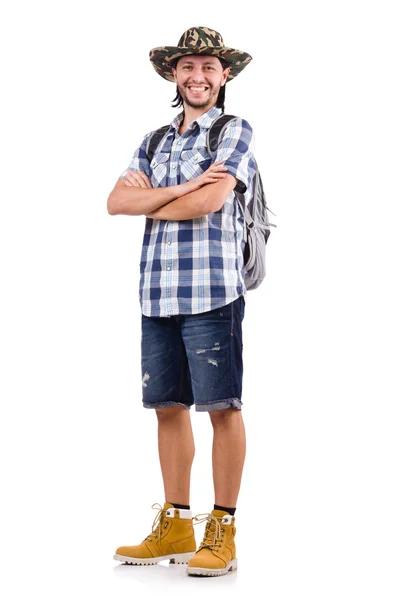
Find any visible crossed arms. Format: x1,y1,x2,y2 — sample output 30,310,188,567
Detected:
107,161,238,220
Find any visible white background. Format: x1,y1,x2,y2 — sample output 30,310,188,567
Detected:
1,1,396,598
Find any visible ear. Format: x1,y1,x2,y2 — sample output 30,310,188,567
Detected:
222,67,231,85
171,67,177,82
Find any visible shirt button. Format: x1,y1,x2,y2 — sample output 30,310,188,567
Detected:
168,241,171,245
167,266,171,271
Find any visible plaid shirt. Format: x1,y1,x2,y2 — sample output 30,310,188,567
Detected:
121,106,256,317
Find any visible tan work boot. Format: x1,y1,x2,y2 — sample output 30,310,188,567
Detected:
114,502,196,565
186,509,238,576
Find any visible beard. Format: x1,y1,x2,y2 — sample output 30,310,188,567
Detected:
179,83,221,109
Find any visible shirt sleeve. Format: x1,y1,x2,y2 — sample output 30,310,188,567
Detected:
212,117,256,197
119,132,151,179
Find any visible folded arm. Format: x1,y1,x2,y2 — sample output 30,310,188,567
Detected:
107,161,229,217
145,173,238,220
107,177,182,216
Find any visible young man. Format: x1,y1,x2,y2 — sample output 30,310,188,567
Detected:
108,27,255,577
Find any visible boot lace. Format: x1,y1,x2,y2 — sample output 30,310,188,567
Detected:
144,503,168,543
193,513,224,552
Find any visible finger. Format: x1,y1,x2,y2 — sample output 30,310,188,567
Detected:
205,174,226,183
127,170,141,179
204,169,226,177
132,170,150,188
141,175,152,188
134,171,146,187
205,167,227,176
127,170,146,187
125,174,140,186
124,174,135,184
137,170,152,188
207,169,226,176
208,164,227,171
125,170,137,180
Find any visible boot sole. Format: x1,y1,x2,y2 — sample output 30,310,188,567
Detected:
113,552,195,565
186,558,238,576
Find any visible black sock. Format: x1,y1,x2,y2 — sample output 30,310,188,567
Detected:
214,504,236,515
167,502,190,510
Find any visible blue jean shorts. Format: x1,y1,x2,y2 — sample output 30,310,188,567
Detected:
141,296,245,412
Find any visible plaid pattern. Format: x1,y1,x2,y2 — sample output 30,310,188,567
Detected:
121,106,256,317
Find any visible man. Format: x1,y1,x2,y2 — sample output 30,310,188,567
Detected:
108,26,255,577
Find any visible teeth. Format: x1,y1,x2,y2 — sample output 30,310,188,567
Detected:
188,86,207,91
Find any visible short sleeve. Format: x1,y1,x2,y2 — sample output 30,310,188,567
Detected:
120,132,151,179
212,118,256,197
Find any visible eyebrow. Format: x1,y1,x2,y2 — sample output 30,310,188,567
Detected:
180,60,218,66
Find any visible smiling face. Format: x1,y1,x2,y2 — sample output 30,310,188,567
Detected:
172,54,230,110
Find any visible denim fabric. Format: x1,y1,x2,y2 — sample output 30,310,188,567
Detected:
141,296,245,412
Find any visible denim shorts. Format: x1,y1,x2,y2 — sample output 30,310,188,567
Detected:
141,296,245,412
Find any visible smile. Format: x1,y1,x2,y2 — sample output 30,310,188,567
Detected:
187,86,209,92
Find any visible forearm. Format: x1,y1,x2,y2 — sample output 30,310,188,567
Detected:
146,186,214,221
108,182,182,216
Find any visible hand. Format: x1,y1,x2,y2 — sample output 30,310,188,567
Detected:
124,169,153,188
180,160,227,195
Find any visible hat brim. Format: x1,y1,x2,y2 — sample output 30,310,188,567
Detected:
149,45,252,82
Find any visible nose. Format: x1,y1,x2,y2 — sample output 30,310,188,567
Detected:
189,66,207,83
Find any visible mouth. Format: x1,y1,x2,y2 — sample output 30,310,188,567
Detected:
186,85,210,94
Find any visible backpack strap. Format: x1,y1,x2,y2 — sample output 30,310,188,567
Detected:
207,114,249,238
146,124,171,163
206,114,238,157
148,115,237,163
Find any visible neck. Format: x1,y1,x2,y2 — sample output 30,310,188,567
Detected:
179,102,217,134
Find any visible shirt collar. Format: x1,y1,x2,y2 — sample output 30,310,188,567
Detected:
171,106,222,133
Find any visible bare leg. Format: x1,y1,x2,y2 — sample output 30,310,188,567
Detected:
156,405,195,505
209,408,246,507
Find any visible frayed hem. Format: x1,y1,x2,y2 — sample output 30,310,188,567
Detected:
195,398,243,412
142,401,191,410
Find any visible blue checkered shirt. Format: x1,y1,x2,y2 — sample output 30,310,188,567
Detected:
121,106,256,317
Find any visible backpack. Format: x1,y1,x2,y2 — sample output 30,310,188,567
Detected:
146,114,276,291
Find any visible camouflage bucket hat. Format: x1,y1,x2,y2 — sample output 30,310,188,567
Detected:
149,26,252,83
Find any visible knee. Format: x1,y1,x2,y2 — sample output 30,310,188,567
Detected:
156,405,188,422
209,407,240,427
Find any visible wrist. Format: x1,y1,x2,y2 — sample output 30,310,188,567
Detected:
174,181,195,198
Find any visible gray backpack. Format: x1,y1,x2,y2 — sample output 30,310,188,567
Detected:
146,113,276,291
